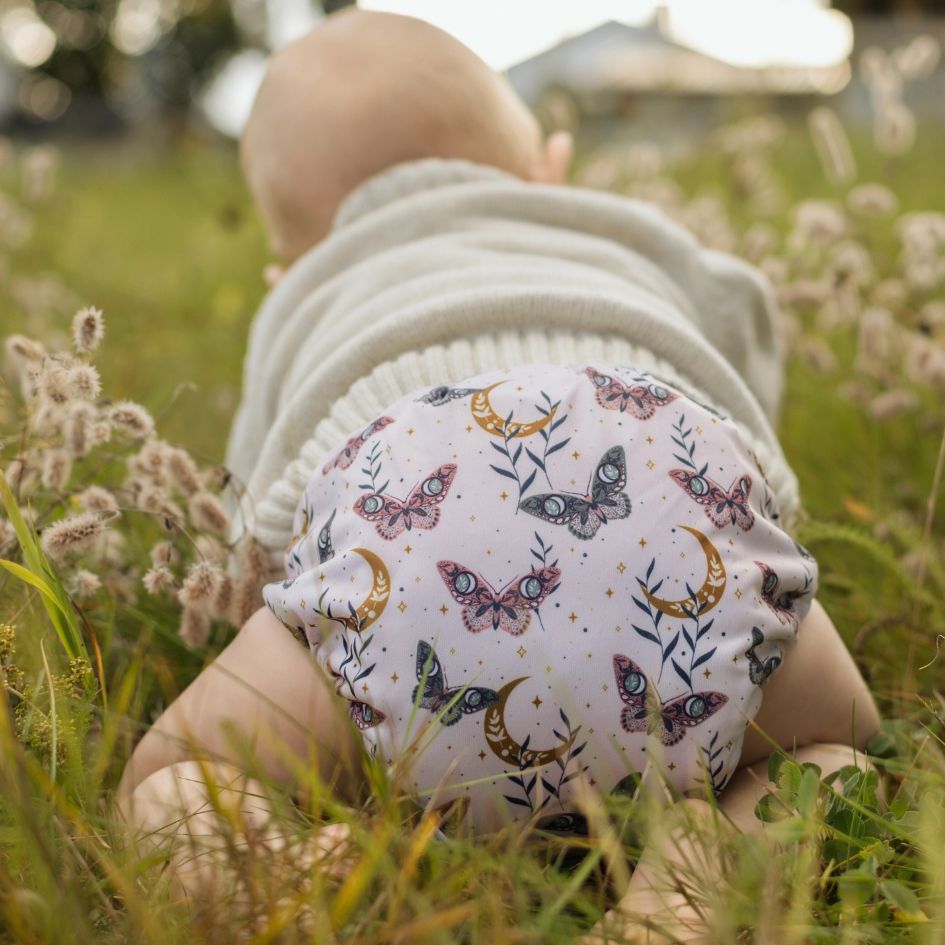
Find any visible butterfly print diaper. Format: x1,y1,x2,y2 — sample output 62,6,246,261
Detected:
263,363,818,836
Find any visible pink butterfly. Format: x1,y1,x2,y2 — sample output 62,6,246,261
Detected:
584,367,678,419
322,416,395,474
437,561,561,635
669,469,755,531
354,464,457,540
349,700,386,731
613,655,727,747
755,561,803,631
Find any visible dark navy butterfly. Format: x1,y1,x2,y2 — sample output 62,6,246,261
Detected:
412,640,499,727
417,385,482,407
519,445,631,540
755,561,804,631
744,626,782,686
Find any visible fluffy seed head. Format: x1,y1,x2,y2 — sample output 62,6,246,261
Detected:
67,364,101,401
847,183,899,219
143,566,175,595
70,569,102,597
188,492,230,535
40,448,72,491
39,365,71,405
108,402,154,440
178,561,223,608
71,306,104,355
78,485,118,515
150,541,178,567
179,606,212,648
167,448,202,496
40,512,104,559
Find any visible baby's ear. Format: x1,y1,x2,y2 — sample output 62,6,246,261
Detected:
528,130,574,185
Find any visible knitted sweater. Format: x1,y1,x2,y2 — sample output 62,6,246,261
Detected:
224,158,797,566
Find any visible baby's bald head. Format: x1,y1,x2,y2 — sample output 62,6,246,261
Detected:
242,9,569,261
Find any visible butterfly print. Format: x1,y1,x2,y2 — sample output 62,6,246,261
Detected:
519,445,631,540
349,699,386,731
669,469,754,531
584,367,678,419
417,385,482,406
612,655,727,747
316,509,336,563
744,626,782,686
535,811,589,836
436,560,560,635
354,464,457,540
412,640,499,726
322,416,395,474
755,561,803,631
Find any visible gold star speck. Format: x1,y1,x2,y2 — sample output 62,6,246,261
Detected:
646,435,653,444
466,425,472,433
617,561,627,574
404,545,413,554
398,600,407,613
601,683,609,692
362,683,369,694
732,655,739,663
517,645,527,658
569,612,578,623
572,450,580,460
646,459,655,470
605,587,614,598
499,490,509,501
469,514,477,522
545,665,552,673
695,426,703,435
532,695,542,708
478,750,486,760
734,588,743,599
679,551,686,559
703,668,712,679
639,538,647,548
415,575,422,583
440,604,449,616
407,428,415,436
667,762,676,771
390,672,399,683
450,647,456,655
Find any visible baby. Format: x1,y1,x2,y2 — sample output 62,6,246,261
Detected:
118,8,882,941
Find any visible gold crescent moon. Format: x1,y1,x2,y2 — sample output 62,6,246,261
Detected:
643,526,727,619
338,547,390,633
471,383,557,439
484,677,575,767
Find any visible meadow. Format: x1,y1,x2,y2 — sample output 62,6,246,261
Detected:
1,85,945,943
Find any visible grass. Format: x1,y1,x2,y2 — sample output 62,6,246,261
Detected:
0,106,944,944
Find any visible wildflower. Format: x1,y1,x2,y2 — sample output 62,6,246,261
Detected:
235,535,269,586
179,606,212,648
869,389,918,420
40,512,103,559
143,566,175,595
108,401,154,440
41,448,71,491
150,541,178,567
166,448,202,496
857,307,897,377
801,337,838,375
4,334,45,366
828,241,874,288
188,491,230,535
791,200,847,245
70,569,102,598
847,183,898,219
91,528,124,567
178,561,223,608
39,364,71,404
67,364,101,401
210,572,234,620
195,535,227,566
5,457,37,498
89,418,111,448
31,401,62,436
229,579,260,626
71,306,104,354
77,485,118,516
875,102,916,157
808,107,856,186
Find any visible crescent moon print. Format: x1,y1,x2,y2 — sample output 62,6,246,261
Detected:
336,547,391,633
470,383,557,439
642,526,727,619
412,641,499,727
416,385,482,406
613,655,727,747
484,677,576,766
354,464,457,540
322,416,395,474
584,367,678,419
436,560,561,635
519,445,631,540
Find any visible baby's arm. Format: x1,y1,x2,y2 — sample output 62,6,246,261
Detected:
116,607,364,898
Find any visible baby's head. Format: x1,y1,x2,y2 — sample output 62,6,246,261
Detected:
241,8,572,261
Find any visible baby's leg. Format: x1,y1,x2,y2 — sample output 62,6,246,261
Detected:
738,599,881,768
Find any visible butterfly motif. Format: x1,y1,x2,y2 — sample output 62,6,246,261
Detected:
316,509,336,563
535,811,589,835
612,655,727,747
669,469,755,531
519,446,631,540
349,699,386,731
354,464,457,540
584,367,678,419
755,561,803,631
744,626,782,686
416,385,482,407
412,641,499,726
437,560,560,635
322,416,395,474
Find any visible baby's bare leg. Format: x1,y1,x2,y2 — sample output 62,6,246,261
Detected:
739,599,881,768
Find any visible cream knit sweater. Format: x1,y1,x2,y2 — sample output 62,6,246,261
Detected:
225,158,798,568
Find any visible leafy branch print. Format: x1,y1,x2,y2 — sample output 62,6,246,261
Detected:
674,587,717,691
488,408,538,502
632,558,670,684
697,731,731,797
525,391,570,489
670,414,708,476
359,441,388,495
